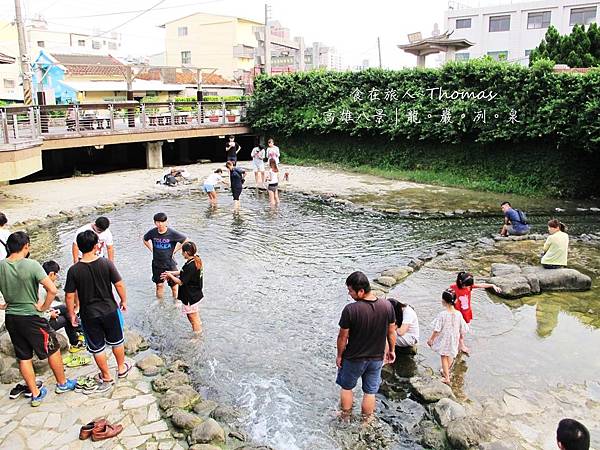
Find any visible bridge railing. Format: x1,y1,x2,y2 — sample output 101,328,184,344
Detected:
0,100,249,145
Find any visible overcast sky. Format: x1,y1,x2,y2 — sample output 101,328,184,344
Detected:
2,0,525,69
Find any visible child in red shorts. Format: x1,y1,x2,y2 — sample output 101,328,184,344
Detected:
450,271,501,355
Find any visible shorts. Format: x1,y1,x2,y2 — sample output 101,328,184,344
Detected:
232,188,242,201
507,226,529,236
152,260,178,285
396,334,418,347
181,302,200,315
267,183,278,192
227,156,237,163
203,183,215,193
336,358,383,394
5,314,60,360
253,161,265,172
80,309,125,354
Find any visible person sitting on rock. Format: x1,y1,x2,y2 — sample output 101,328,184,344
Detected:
388,298,419,349
557,418,589,450
500,201,530,237
541,219,569,269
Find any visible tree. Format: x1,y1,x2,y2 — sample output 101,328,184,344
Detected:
529,24,600,67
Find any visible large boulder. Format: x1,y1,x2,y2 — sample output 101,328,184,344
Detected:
409,376,454,403
193,400,218,418
190,418,225,445
446,417,494,450
152,371,190,393
136,354,165,371
124,329,149,355
159,385,201,411
488,264,592,298
433,398,467,427
375,276,397,288
0,332,15,357
381,266,413,282
419,420,448,450
210,405,241,424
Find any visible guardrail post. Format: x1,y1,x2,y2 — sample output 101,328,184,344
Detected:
1,111,8,144
221,100,226,125
12,114,19,139
169,102,175,126
141,104,147,128
35,107,42,135
74,105,80,132
109,105,115,131
196,101,202,125
29,107,36,138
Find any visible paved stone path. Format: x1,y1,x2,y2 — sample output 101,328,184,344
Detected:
0,353,184,450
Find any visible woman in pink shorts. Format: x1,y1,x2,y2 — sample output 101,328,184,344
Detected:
161,242,204,333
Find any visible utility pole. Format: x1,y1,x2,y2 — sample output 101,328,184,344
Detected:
14,0,33,105
377,37,382,68
264,4,271,75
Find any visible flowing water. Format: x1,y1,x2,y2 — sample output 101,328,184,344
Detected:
30,190,600,449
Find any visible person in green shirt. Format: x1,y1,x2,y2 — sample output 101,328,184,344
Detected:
541,219,569,269
0,231,76,406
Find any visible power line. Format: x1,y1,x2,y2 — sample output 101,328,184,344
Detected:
92,0,169,38
45,0,224,20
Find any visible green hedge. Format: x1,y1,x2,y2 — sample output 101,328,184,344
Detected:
248,59,600,151
279,133,600,198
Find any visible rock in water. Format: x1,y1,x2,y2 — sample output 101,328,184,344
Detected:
419,420,448,450
159,385,201,411
409,376,455,403
190,418,225,444
491,263,522,277
522,266,592,291
152,371,190,393
446,417,493,449
433,398,467,427
375,276,397,287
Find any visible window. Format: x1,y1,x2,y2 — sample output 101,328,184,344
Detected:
455,52,470,61
527,11,551,29
525,49,533,57
181,51,191,64
3,79,15,89
92,40,101,49
37,40,45,47
570,7,596,26
178,26,188,37
78,39,85,47
108,42,117,50
456,18,472,29
487,50,509,61
489,15,511,32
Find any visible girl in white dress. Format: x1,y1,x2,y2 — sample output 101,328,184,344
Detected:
427,289,468,384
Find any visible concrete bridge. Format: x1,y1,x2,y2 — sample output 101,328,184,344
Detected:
0,100,252,182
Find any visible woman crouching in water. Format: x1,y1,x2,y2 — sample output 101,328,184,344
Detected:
162,242,204,333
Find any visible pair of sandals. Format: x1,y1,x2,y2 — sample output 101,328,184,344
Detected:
63,354,92,368
79,419,123,441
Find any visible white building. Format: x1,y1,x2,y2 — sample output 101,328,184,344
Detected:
445,0,599,64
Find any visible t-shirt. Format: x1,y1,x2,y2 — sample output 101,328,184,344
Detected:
74,223,114,259
178,259,204,305
229,168,245,190
204,173,222,186
400,305,420,343
268,170,279,185
64,257,121,320
267,146,280,164
339,297,395,361
0,228,10,260
143,227,187,267
0,258,48,316
251,147,265,163
226,143,241,159
450,283,473,323
542,230,569,266
505,208,529,233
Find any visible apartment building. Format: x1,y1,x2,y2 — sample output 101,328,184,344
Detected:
161,12,262,80
445,0,599,64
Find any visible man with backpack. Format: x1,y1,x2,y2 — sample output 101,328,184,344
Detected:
500,201,530,236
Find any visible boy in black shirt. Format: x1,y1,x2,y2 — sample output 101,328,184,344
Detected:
143,212,187,298
65,230,129,393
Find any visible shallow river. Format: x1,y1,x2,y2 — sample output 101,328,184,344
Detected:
32,189,600,449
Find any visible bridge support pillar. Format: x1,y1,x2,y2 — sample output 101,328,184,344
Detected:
146,141,163,169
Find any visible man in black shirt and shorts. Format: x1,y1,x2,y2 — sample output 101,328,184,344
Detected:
336,271,396,422
65,230,129,393
143,212,187,298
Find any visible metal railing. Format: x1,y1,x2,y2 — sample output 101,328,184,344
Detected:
0,100,249,145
